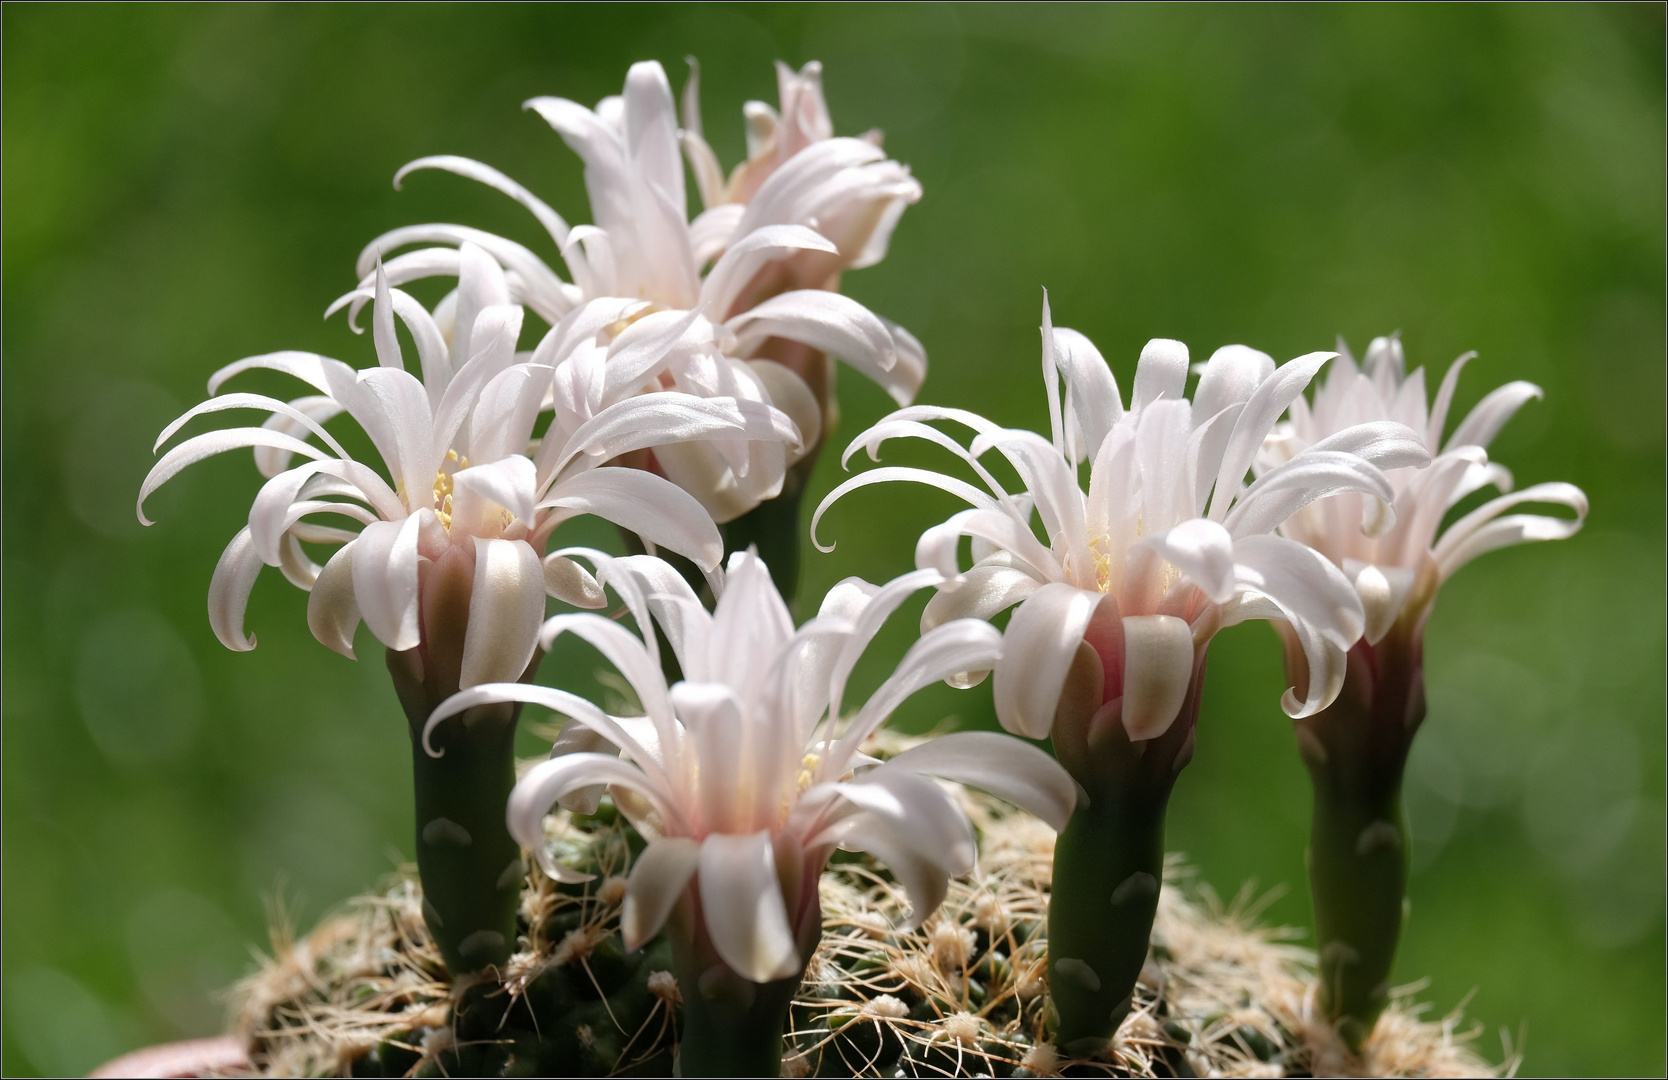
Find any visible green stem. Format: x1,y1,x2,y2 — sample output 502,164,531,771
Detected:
720,479,805,605
1296,627,1425,1051
1046,642,1205,1054
387,648,528,976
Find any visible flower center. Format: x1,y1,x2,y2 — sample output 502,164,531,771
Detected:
433,449,468,532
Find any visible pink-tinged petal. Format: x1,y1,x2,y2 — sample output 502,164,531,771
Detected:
138,428,329,526
355,366,437,503
352,515,424,651
824,569,944,728
1120,615,1196,741
698,832,800,982
1130,338,1190,412
747,360,822,459
539,467,723,572
1446,380,1544,453
1277,616,1348,719
545,392,798,485
458,538,545,688
307,541,361,659
920,564,1043,633
1209,351,1334,521
674,681,747,833
622,838,700,951
991,584,1101,739
468,364,549,465
1142,518,1236,605
547,719,619,815
880,730,1077,831
1431,481,1588,580
589,552,710,674
208,527,264,652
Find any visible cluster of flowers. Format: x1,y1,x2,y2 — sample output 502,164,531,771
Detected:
142,57,1586,1072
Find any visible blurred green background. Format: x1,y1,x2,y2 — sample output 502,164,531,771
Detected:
4,3,1663,1075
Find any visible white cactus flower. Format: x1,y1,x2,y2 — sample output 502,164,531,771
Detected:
139,252,797,686
354,59,925,523
426,550,1076,983
1259,334,1588,643
814,299,1433,742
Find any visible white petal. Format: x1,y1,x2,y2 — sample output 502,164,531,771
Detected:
138,428,328,526
747,360,822,460
394,154,573,249
709,549,795,695
1425,351,1476,448
1209,351,1334,521
1431,481,1588,579
728,290,909,403
836,619,1004,761
1130,338,1190,412
1446,380,1543,452
1141,518,1236,604
208,527,265,652
812,467,999,553
543,552,607,608
451,456,538,535
352,515,424,651
881,731,1076,831
622,838,700,951
698,832,800,982
991,584,1102,739
1052,326,1122,460
539,467,723,571
701,224,838,321
1192,345,1274,422
1305,420,1432,470
1225,450,1395,539
920,564,1042,632
458,539,545,688
1120,614,1196,740
307,540,362,658
508,753,665,882
1347,561,1414,646
1233,533,1365,650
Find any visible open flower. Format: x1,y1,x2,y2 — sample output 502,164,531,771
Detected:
814,299,1432,741
138,249,797,689
353,59,924,523
426,549,1075,984
1258,333,1588,644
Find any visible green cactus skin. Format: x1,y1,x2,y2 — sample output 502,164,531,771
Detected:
1045,643,1207,1055
719,474,808,605
387,646,531,977
666,880,824,1077
1296,624,1425,1053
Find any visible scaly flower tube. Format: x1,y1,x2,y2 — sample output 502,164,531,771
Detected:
427,550,1075,1076
356,59,924,598
813,299,1430,1051
1257,335,1588,1049
138,255,798,975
